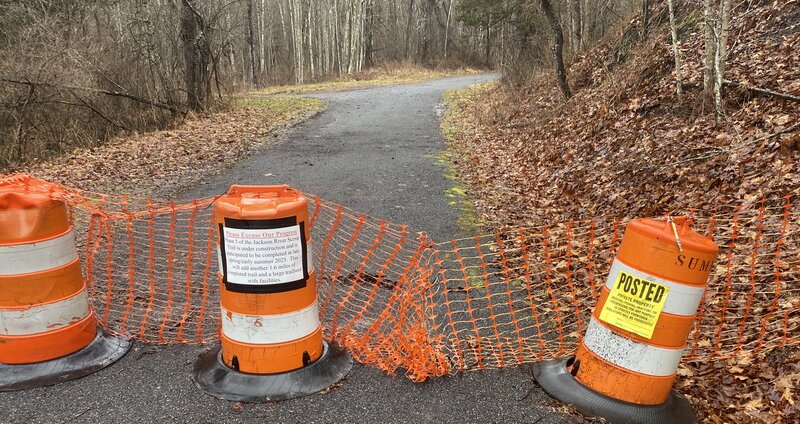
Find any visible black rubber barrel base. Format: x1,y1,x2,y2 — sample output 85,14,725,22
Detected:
531,356,696,424
0,328,132,391
192,341,353,402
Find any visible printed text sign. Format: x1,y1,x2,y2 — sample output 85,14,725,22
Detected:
598,270,670,339
223,225,304,285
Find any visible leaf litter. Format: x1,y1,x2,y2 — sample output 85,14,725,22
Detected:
442,1,799,422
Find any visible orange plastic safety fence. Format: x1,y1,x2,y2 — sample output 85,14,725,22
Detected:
430,199,800,375
1,174,798,382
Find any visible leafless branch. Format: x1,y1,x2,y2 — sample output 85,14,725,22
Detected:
0,78,185,113
725,80,800,104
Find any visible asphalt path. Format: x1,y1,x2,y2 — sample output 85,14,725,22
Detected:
2,74,573,424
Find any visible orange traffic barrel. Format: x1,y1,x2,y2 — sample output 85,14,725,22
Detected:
532,217,719,423
0,190,130,391
192,185,351,402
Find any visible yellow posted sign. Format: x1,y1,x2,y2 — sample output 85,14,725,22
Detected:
598,270,670,339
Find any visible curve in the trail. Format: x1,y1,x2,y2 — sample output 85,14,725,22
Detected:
1,74,573,424
183,73,496,241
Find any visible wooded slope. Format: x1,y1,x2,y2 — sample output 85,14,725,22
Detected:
449,0,799,227
445,1,799,421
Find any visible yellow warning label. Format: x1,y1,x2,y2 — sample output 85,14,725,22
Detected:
598,270,670,339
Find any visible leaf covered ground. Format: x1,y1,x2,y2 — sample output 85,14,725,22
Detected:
445,1,798,227
442,1,799,422
9,96,324,196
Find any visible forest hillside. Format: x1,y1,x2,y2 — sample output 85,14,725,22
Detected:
444,1,799,421
446,0,799,227
0,0,494,168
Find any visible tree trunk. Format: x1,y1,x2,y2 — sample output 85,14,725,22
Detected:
484,20,491,64
570,0,583,52
641,0,650,41
714,0,731,119
307,0,315,80
247,0,258,86
540,0,572,99
278,0,290,79
500,19,505,68
667,0,682,100
580,0,588,48
289,0,304,84
444,0,453,58
404,0,415,59
180,0,212,111
259,0,266,77
717,0,730,81
334,0,342,75
703,0,715,97
346,1,354,73
420,0,434,64
365,0,375,67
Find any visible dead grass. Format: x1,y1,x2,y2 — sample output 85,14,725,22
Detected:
255,64,484,95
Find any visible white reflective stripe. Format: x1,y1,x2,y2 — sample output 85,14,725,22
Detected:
217,246,223,275
0,230,78,275
0,288,91,336
221,300,320,345
583,316,683,376
306,245,314,274
606,259,705,316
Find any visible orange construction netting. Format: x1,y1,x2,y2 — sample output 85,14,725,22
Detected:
2,174,798,381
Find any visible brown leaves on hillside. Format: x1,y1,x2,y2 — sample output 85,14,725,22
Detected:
16,97,324,196
448,2,799,230
444,1,799,422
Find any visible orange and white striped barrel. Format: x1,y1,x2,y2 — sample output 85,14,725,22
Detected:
0,192,97,364
214,185,322,374
571,216,718,405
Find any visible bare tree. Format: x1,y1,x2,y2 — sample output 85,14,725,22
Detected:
247,0,258,86
289,0,304,84
444,0,454,57
404,0,416,59
180,0,213,111
667,0,682,100
570,0,583,52
703,0,732,120
641,0,649,41
714,0,731,119
1,0,653,166
703,0,715,97
540,0,572,99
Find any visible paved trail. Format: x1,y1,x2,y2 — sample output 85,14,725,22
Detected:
2,74,571,424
